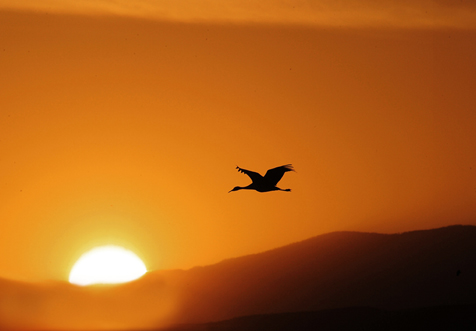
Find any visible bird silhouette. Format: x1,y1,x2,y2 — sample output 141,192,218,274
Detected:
229,164,295,193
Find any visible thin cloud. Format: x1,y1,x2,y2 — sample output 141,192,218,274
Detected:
1,0,475,27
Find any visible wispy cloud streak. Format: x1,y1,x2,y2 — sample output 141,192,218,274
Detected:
1,0,476,28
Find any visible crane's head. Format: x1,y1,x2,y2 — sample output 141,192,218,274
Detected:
228,186,242,193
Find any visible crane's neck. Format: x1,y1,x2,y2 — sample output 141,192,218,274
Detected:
241,184,255,190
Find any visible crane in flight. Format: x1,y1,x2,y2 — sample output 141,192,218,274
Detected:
229,164,295,193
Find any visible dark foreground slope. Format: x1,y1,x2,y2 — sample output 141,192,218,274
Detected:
166,304,476,331
153,225,476,324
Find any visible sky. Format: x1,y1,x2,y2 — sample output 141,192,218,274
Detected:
0,1,476,282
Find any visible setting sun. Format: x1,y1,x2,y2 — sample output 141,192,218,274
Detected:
69,246,147,286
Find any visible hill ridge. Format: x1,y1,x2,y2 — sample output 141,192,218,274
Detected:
163,224,476,274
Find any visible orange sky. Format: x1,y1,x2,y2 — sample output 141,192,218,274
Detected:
0,2,476,282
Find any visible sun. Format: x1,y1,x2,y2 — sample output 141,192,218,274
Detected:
69,245,147,286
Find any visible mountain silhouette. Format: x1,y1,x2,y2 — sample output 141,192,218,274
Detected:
152,225,476,325
1,225,476,330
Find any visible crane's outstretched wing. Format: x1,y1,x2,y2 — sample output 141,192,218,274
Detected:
264,164,294,186
236,166,263,183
